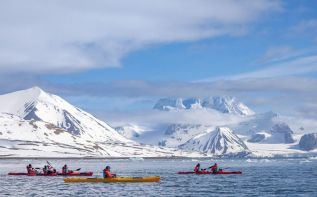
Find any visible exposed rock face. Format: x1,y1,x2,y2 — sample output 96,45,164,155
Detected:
270,123,295,144
299,133,317,151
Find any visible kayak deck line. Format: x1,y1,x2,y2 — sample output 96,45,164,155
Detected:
64,176,161,183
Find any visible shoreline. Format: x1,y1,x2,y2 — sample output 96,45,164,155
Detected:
0,155,316,160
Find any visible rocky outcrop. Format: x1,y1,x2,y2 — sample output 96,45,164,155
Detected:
270,123,295,143
299,133,317,151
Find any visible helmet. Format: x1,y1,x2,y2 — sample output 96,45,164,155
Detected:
197,163,200,166
106,166,110,170
64,164,67,167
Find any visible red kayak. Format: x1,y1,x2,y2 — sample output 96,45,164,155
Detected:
57,172,93,176
177,171,242,175
8,172,57,176
8,172,93,176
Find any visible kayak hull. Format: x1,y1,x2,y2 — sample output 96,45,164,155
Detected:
64,176,160,183
8,172,58,176
57,172,93,176
8,172,28,176
8,172,92,176
177,171,242,175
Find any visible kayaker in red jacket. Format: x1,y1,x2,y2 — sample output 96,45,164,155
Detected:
194,163,201,172
210,163,218,174
26,164,36,175
103,166,114,178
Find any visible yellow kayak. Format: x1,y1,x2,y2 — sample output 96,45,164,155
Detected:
64,176,160,183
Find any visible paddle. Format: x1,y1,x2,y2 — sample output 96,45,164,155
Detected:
201,167,212,171
75,168,81,171
46,160,52,167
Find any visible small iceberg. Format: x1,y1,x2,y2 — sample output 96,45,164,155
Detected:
129,157,144,161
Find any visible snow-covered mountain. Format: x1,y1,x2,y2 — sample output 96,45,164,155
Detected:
0,87,201,157
154,96,254,116
0,87,128,143
179,127,249,156
1,87,314,158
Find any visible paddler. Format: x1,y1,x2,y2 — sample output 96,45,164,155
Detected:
210,163,218,174
43,165,56,175
43,165,49,175
194,163,201,172
62,164,69,174
26,164,36,175
103,166,116,178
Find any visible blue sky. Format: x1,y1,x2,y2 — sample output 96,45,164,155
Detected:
0,0,317,121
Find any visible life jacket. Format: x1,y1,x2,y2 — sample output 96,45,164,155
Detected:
211,164,218,172
27,165,35,174
194,166,200,172
103,169,112,178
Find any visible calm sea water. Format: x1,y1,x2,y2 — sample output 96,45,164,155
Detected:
0,158,316,196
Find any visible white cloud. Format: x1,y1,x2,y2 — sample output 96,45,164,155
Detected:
292,19,317,33
199,54,317,81
99,108,248,128
257,46,295,64
0,0,280,73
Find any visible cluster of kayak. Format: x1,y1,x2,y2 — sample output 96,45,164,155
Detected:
8,161,241,183
177,163,242,175
8,161,93,177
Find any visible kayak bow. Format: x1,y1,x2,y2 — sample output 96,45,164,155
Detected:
57,172,93,176
64,176,160,183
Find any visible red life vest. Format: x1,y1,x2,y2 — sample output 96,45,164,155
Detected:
103,169,112,178
211,164,218,171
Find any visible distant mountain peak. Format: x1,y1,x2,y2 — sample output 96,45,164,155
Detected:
153,96,254,116
180,126,249,156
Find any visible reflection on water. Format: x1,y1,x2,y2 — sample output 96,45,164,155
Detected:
0,158,316,196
